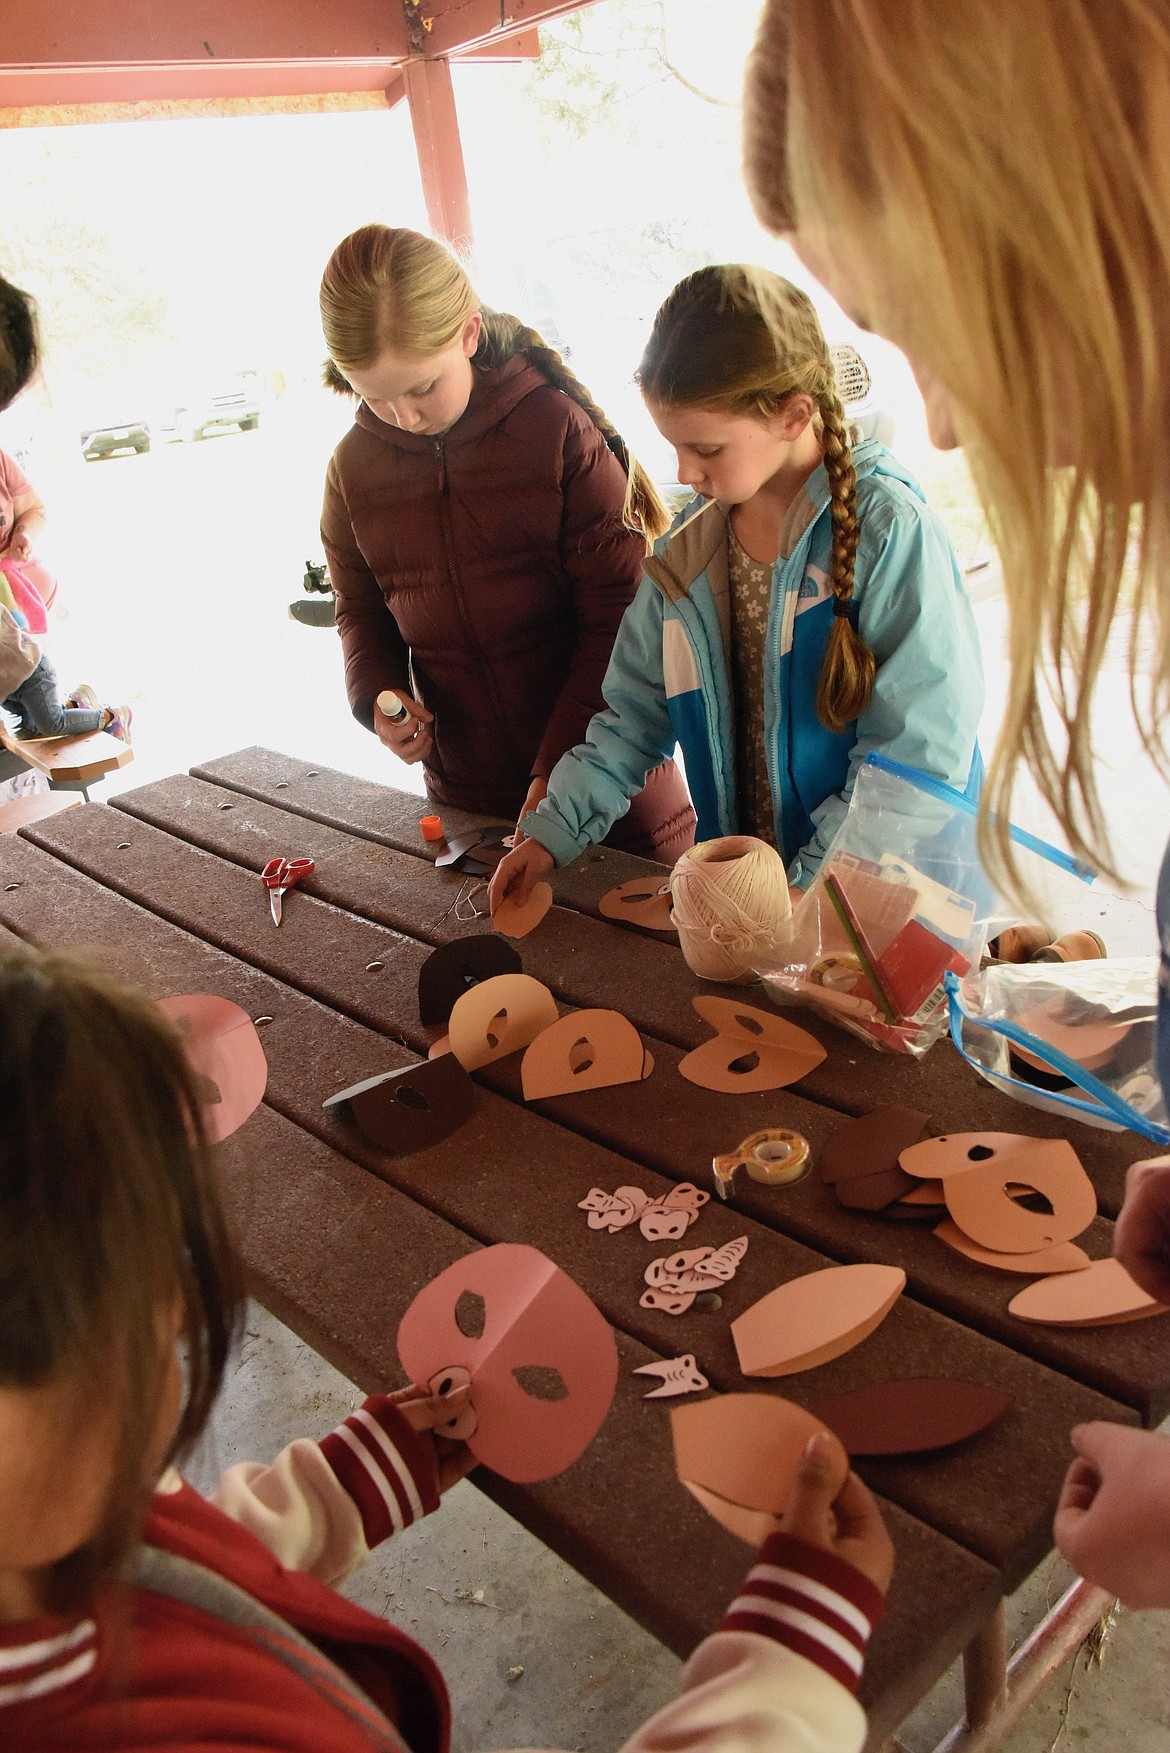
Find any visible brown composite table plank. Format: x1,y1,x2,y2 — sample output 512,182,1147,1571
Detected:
2,817,1138,1585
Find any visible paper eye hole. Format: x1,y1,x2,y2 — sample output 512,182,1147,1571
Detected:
568,1037,595,1075
455,1291,486,1339
727,1050,761,1076
485,1009,508,1049
734,1012,764,1036
395,1086,429,1111
967,1144,994,1161
512,1364,569,1402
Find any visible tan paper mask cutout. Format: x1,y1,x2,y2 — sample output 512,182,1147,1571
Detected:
322,1054,476,1155
155,994,267,1143
1008,1256,1170,1326
933,1220,1092,1276
732,1263,906,1377
493,879,553,940
672,1393,838,1546
900,1132,1053,1180
927,1137,1098,1254
397,1244,618,1482
633,1354,709,1398
578,1182,709,1240
447,973,559,1071
812,1378,1015,1455
418,935,522,1025
598,876,677,934
521,1008,649,1101
678,997,826,1094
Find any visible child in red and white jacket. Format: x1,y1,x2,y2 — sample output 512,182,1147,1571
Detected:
0,951,891,1753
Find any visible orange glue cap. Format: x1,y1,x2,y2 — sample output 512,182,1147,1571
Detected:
420,815,444,842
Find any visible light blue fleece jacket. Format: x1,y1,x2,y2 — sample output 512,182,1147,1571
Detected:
522,439,984,884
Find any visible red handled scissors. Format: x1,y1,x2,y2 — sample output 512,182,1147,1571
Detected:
261,856,315,926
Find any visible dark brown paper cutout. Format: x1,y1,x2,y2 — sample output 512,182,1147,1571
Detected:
819,1105,930,1186
836,1166,917,1212
812,1378,1015,1455
323,1053,477,1154
418,936,522,1025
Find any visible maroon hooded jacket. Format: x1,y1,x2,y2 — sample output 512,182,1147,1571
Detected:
321,355,694,859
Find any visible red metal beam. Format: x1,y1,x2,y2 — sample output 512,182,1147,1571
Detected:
1,1,409,64
403,57,473,252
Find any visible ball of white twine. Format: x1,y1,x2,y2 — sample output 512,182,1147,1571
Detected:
669,835,792,983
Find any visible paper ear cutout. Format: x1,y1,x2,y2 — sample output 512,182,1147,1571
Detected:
418,936,522,1025
732,1263,906,1377
521,1008,651,1100
906,1135,1098,1254
155,995,267,1143
678,997,826,1094
671,1393,839,1546
493,880,553,940
933,1220,1091,1277
598,877,677,934
397,1244,618,1482
811,1378,1015,1455
1008,1257,1170,1326
447,973,559,1071
322,1054,477,1154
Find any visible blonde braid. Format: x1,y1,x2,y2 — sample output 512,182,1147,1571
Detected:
816,392,875,733
478,310,670,544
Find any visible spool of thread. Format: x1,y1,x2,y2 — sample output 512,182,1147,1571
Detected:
377,689,410,725
669,835,792,983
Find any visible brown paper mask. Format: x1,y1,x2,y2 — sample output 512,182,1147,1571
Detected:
671,1393,838,1545
447,973,559,1071
322,1054,476,1154
732,1263,906,1377
598,877,677,934
678,997,826,1094
155,994,267,1143
811,1378,1015,1455
521,1008,651,1100
493,879,553,940
902,1133,1096,1254
1008,1256,1170,1326
397,1244,618,1482
418,936,522,1025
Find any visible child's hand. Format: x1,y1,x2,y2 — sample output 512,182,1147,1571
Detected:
1054,1422,1170,1607
390,1383,478,1492
780,1430,895,1595
489,838,555,916
374,691,434,765
7,528,32,561
1113,1155,1170,1303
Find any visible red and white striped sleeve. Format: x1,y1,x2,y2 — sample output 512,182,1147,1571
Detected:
718,1532,885,1695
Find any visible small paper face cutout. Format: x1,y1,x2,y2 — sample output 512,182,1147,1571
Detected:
598,877,676,934
678,997,826,1094
577,1182,708,1240
1008,1257,1170,1326
493,879,553,940
732,1264,906,1377
521,1009,651,1100
397,1244,618,1482
933,1220,1092,1277
322,1054,476,1154
672,1393,838,1545
447,974,559,1071
418,936,522,1025
155,995,267,1143
812,1378,1015,1455
633,1354,709,1398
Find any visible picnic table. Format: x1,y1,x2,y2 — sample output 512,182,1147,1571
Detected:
1,745,1162,1753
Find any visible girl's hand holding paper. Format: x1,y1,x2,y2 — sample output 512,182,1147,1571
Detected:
490,837,554,915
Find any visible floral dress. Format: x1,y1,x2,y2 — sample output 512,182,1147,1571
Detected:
728,528,777,849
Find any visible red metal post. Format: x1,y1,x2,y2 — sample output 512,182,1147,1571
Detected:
402,57,473,253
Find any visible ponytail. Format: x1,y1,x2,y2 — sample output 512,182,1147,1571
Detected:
815,393,874,732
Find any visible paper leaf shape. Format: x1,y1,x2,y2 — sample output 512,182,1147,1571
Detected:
521,1008,649,1100
672,1393,837,1545
820,1106,929,1186
155,995,267,1143
397,1244,618,1482
933,1220,1092,1277
322,1054,476,1154
598,877,677,934
633,1354,709,1398
732,1263,906,1378
915,1136,1098,1254
447,973,559,1071
418,936,522,1025
1008,1257,1170,1326
493,879,553,940
812,1378,1015,1455
678,997,826,1094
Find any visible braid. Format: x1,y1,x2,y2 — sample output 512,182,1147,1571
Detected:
816,391,875,733
478,310,670,544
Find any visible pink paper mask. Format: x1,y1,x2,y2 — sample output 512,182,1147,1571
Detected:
397,1244,618,1483
155,994,267,1142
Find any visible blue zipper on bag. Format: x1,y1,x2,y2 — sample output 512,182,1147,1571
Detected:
863,752,1095,883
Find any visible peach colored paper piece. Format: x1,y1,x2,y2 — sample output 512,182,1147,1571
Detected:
447,973,559,1071
922,1136,1098,1254
598,876,677,934
577,1182,709,1241
900,1131,1053,1180
933,1220,1092,1277
1009,1257,1170,1326
1013,999,1132,1074
521,1008,650,1100
397,1243,618,1483
155,994,267,1143
897,1179,947,1206
641,1237,749,1315
671,1393,837,1546
812,1378,1015,1455
678,996,826,1094
493,879,553,940
732,1263,906,1377
633,1355,709,1399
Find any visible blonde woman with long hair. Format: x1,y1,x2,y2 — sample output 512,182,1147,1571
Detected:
319,225,694,860
491,263,982,911
744,0,1170,1619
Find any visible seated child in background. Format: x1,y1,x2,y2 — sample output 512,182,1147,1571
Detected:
490,265,983,914
0,950,892,1753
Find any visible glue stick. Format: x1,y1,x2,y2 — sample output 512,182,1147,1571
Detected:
377,689,410,724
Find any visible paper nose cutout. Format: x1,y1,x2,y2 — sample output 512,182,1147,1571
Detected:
678,997,826,1094
901,1134,1097,1254
427,1366,478,1439
418,936,522,1025
598,877,676,934
447,973,559,1070
671,1393,839,1545
521,1008,650,1100
732,1263,906,1377
811,1378,1015,1455
322,1053,477,1154
155,995,267,1143
493,879,553,940
1008,1256,1170,1325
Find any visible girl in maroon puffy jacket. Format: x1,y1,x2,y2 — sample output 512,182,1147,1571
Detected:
318,225,694,860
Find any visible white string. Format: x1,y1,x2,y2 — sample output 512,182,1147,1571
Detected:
670,836,792,982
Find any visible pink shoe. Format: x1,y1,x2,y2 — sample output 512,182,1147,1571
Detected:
102,705,133,744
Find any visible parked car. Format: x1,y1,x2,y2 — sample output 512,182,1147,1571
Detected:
80,416,151,460
160,369,262,443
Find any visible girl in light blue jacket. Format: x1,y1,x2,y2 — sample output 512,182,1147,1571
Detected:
490,265,983,908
